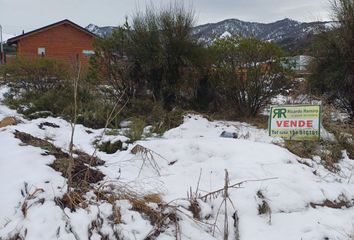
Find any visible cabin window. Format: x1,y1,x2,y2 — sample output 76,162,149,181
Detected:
38,48,45,56
82,50,95,57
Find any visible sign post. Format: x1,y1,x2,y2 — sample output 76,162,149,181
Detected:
268,105,321,141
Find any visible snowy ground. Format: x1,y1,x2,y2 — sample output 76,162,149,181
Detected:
0,85,354,240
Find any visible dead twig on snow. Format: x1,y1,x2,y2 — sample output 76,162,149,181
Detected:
131,144,169,177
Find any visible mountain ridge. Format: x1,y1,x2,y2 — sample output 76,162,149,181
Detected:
86,18,335,51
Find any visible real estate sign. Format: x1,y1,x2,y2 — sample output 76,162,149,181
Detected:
269,105,321,141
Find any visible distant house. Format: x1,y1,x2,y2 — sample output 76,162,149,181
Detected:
6,19,97,65
283,55,314,74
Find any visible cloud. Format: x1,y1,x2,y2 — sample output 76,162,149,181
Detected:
194,0,330,23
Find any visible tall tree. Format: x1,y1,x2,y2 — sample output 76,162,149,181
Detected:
91,3,209,109
91,21,143,99
309,0,354,117
129,3,204,108
333,0,354,116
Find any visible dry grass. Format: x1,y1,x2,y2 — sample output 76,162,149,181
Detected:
20,186,45,217
284,140,317,159
111,203,122,224
7,233,25,240
55,191,87,211
256,190,271,224
130,198,164,225
183,110,214,122
12,130,179,239
131,144,169,176
208,110,236,122
237,115,269,129
93,184,165,225
91,183,177,239
0,116,21,128
324,122,354,157
258,200,271,215
88,215,110,240
284,139,342,172
322,105,354,157
143,193,162,204
310,194,353,209
208,110,269,130
188,199,201,220
14,130,60,153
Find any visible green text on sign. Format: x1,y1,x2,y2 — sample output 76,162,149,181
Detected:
268,105,321,141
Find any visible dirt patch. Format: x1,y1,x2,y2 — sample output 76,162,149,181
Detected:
72,150,105,166
310,196,353,209
38,121,60,130
49,156,104,188
15,130,66,156
14,130,105,187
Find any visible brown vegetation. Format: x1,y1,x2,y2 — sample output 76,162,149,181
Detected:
0,116,20,128
14,130,104,189
310,194,353,209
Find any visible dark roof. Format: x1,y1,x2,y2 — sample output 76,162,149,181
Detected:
7,19,98,44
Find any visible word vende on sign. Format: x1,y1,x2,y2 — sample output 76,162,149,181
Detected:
268,105,321,141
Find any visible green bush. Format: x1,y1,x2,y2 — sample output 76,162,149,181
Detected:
98,140,125,154
210,36,292,117
126,117,146,142
3,58,127,128
151,107,184,135
308,0,354,118
3,83,72,116
90,3,207,110
3,57,70,91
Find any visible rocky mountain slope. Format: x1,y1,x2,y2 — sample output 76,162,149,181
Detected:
86,24,116,38
86,18,334,51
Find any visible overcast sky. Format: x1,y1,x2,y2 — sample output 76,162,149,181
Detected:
0,0,331,35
